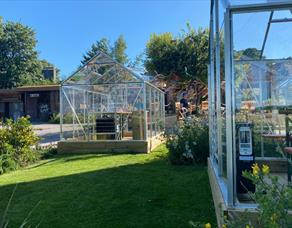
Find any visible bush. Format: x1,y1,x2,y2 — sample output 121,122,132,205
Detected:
166,116,209,165
49,113,78,124
39,146,58,159
219,164,292,228
0,117,40,174
241,164,292,227
48,113,60,124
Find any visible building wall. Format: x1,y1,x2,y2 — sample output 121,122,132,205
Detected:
0,87,59,121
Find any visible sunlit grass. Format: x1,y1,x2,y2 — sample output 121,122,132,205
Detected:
0,144,216,227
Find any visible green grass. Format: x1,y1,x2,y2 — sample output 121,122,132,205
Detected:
0,144,216,227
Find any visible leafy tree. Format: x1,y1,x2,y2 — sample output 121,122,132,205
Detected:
0,18,43,88
81,38,111,64
128,52,145,72
112,35,128,64
234,48,263,60
81,35,128,65
145,24,209,84
145,32,177,76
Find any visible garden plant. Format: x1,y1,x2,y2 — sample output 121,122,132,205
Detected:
223,164,292,228
166,116,209,165
0,117,39,174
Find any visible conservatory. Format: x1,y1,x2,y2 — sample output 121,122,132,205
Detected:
58,52,165,153
208,0,292,221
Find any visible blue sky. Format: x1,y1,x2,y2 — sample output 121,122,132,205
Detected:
0,0,210,78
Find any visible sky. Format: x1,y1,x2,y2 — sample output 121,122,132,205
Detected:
0,0,211,79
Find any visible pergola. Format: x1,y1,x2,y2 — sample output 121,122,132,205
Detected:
208,0,292,213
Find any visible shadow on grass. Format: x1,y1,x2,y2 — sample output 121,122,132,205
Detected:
0,155,216,228
27,159,58,170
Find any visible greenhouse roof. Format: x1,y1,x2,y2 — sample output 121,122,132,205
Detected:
62,51,144,85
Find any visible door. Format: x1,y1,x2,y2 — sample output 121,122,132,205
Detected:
26,97,38,120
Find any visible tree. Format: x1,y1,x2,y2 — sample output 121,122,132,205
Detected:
128,52,145,72
81,35,128,65
81,38,111,65
112,35,128,64
145,24,209,84
145,32,177,76
234,48,263,60
0,18,43,88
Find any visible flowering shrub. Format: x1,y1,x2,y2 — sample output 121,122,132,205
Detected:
191,164,292,227
241,164,292,228
221,164,292,228
0,117,40,174
166,117,209,165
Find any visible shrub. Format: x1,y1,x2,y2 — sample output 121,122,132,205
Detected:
219,164,292,228
241,164,292,227
49,113,79,124
166,116,209,165
48,113,60,124
0,117,40,174
39,146,58,159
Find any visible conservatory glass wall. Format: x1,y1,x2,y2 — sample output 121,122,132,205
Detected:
209,0,292,207
60,52,165,142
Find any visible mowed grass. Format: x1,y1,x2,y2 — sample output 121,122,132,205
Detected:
0,144,216,227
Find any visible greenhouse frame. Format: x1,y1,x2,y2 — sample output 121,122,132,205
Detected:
208,0,292,221
58,52,165,153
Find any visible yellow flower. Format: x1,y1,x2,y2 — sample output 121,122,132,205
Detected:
270,213,277,223
262,164,270,175
222,224,227,228
246,225,250,228
252,163,260,176
205,223,211,228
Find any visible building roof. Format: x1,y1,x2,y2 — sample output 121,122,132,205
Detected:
0,84,59,93
16,84,60,92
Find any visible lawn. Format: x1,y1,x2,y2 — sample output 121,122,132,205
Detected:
0,144,216,228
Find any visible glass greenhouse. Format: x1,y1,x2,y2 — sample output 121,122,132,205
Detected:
209,0,292,212
60,52,165,145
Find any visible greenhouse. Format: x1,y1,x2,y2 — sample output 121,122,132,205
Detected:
58,52,165,153
208,0,292,219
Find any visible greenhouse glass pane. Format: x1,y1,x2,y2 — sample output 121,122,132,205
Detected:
233,11,270,60
264,20,292,59
63,51,143,85
232,4,292,158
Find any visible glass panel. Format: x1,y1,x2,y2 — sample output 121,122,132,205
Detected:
219,0,226,30
272,9,292,19
61,82,147,141
64,51,143,85
233,11,270,60
210,0,218,165
146,85,151,138
219,6,227,179
233,8,292,159
264,22,292,59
